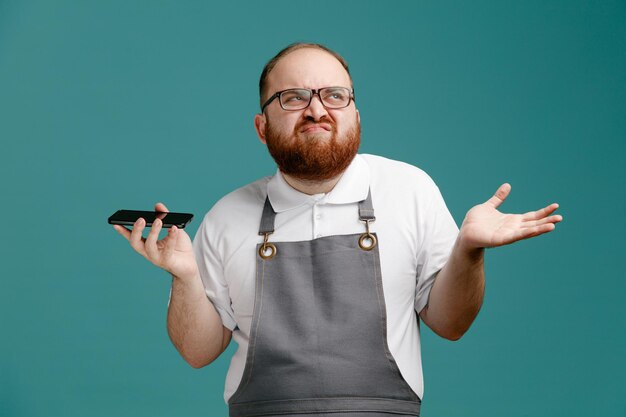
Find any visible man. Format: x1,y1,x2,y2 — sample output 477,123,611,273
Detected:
113,43,562,416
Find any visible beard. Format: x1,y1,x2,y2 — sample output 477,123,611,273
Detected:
264,116,361,182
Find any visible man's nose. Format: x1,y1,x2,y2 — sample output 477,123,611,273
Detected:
303,94,329,120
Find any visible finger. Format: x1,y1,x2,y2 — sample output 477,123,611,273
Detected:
155,202,169,213
145,218,163,261
113,225,132,241
523,214,563,228
522,203,560,221
486,183,511,209
161,226,179,263
129,218,148,257
521,222,557,239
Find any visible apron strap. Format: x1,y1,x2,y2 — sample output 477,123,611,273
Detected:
259,196,276,235
258,189,376,235
358,189,376,222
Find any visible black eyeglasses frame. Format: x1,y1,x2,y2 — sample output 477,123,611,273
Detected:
260,87,355,113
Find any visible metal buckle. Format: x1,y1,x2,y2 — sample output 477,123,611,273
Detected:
258,232,277,259
358,219,377,251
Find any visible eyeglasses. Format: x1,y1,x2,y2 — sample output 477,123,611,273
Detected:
261,87,355,113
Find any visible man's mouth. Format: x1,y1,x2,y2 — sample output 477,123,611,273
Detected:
300,123,332,133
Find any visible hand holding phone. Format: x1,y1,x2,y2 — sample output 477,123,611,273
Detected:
111,203,199,281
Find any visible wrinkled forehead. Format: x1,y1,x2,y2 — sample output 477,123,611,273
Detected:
266,48,352,93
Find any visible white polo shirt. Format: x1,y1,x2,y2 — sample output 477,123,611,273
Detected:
193,154,459,403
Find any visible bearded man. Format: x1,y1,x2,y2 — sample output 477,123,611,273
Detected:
114,43,562,417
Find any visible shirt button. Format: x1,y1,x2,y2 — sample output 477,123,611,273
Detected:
315,214,321,220
316,234,322,238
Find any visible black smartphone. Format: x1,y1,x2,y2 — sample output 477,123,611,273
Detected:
108,210,194,229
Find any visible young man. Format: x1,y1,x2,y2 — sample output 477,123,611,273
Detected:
114,43,562,416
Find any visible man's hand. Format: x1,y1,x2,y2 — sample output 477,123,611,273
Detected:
113,202,199,280
458,183,562,251
421,183,562,340
114,203,230,366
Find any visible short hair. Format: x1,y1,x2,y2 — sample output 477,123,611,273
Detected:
259,42,352,108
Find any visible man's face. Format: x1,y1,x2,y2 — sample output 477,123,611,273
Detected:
255,48,361,181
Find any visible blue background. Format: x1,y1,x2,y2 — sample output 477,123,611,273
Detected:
1,1,624,416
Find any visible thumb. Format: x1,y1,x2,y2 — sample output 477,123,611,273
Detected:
485,183,511,208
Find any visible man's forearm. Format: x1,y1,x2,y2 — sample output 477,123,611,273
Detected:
167,274,229,368
420,234,486,340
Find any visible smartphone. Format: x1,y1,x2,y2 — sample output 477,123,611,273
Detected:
108,210,194,229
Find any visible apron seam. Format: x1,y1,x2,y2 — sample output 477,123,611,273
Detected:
229,256,266,403
372,243,399,378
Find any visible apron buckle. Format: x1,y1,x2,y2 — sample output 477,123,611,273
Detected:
259,232,277,259
359,219,377,251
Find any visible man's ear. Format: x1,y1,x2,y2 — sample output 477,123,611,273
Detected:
254,113,267,144
356,109,360,124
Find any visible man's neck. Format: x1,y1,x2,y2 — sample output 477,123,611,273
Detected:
282,173,343,195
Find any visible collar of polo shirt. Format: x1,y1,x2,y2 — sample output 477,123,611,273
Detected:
267,154,370,213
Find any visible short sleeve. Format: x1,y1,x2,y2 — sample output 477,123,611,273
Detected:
192,216,238,331
414,185,459,314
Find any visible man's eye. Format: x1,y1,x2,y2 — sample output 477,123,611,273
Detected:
322,89,347,102
283,93,306,102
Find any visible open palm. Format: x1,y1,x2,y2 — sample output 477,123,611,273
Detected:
461,184,562,249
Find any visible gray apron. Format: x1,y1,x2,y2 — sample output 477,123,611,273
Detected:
228,191,421,417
